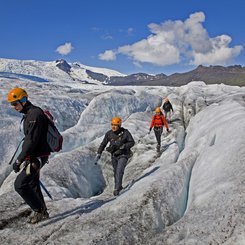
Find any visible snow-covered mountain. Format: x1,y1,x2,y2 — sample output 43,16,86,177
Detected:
0,58,126,85
0,59,245,244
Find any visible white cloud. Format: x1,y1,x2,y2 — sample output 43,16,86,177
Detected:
101,35,113,40
118,35,180,66
99,12,243,67
184,12,212,54
56,42,74,55
98,50,117,61
191,35,243,65
127,27,134,35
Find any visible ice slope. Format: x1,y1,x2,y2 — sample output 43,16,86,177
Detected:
0,61,244,244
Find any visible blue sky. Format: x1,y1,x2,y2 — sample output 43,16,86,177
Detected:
0,0,245,75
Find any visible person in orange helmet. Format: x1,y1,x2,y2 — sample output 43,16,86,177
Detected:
96,117,135,196
149,107,169,152
7,87,51,224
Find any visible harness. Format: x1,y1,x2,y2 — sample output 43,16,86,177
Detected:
110,131,124,144
106,130,125,155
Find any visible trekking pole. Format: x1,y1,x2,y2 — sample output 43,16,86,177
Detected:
39,180,53,200
8,139,24,165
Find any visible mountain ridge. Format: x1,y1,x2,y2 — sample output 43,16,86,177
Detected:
108,65,245,86
0,58,244,86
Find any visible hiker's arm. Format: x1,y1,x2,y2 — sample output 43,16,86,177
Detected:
149,116,155,130
97,132,110,154
17,113,44,162
124,130,135,149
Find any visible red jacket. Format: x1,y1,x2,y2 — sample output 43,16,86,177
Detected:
150,114,169,130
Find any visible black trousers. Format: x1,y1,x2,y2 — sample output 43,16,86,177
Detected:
111,155,128,190
154,127,163,146
14,157,48,212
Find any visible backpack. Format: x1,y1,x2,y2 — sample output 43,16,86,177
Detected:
43,110,63,152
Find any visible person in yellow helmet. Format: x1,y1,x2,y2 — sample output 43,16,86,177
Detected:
149,107,169,152
162,97,174,122
96,117,135,196
7,88,51,224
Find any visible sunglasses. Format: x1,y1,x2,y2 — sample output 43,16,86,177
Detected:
11,102,19,106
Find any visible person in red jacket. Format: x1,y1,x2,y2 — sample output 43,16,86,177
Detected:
149,107,169,152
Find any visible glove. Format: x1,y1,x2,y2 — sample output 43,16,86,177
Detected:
95,154,101,163
148,128,152,134
167,128,170,133
13,160,21,173
119,144,126,150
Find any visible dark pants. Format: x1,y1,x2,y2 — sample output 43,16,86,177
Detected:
111,155,128,190
14,157,48,212
164,110,171,121
154,127,163,146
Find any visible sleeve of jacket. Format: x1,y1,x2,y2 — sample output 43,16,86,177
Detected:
97,132,110,154
170,103,174,112
17,110,46,162
124,130,135,150
161,115,169,130
149,116,155,129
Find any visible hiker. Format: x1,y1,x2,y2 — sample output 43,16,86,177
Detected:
162,97,174,122
96,117,135,196
7,88,51,224
149,107,169,152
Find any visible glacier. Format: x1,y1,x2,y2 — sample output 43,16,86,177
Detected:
0,59,245,244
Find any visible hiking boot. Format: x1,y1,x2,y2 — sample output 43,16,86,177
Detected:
30,209,49,224
113,186,123,196
113,189,120,196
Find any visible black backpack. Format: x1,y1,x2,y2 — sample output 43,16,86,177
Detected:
43,110,63,152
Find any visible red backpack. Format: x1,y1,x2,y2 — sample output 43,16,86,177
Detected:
43,110,63,152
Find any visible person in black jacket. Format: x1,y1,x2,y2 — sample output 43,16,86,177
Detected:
7,88,51,224
96,117,135,196
162,97,174,122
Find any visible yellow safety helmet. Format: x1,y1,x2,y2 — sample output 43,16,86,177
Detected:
7,88,28,103
155,107,161,113
111,117,122,126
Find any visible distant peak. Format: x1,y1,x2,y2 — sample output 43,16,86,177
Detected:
56,59,71,73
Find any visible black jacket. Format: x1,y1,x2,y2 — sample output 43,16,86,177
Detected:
17,101,51,162
162,101,173,112
97,127,135,156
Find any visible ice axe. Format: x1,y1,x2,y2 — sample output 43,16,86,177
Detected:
94,154,101,165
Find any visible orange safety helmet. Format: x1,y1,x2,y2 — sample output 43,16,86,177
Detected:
111,117,122,126
155,107,161,113
7,88,28,103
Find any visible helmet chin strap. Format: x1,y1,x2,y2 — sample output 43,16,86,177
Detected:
19,101,27,113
